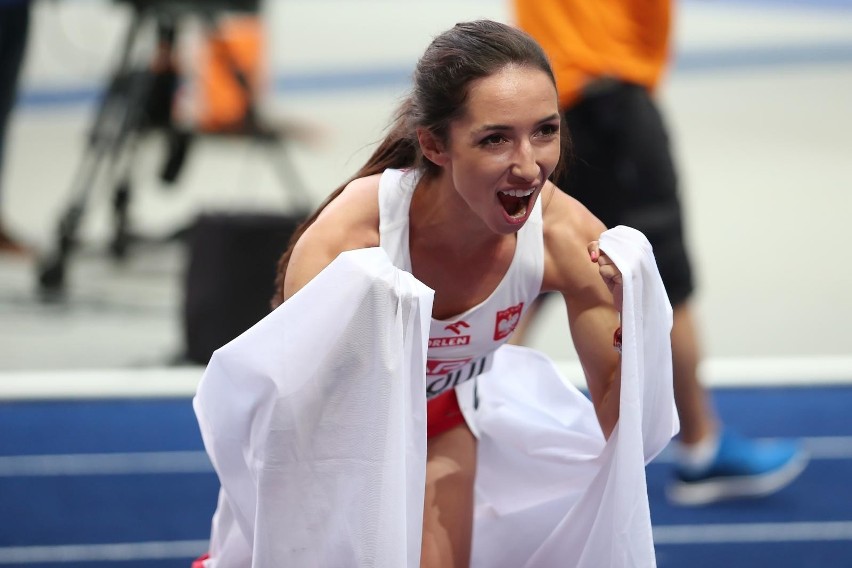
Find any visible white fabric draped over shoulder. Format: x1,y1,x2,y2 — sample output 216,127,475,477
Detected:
194,225,678,567
194,248,434,567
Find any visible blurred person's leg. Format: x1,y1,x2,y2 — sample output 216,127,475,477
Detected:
671,302,716,445
548,80,807,505
0,0,30,253
667,300,808,505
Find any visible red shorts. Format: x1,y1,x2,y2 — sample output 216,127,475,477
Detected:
426,389,467,438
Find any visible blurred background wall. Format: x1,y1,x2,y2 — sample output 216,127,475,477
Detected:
3,0,851,375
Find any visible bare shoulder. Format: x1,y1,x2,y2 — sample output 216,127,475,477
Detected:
539,181,608,294
315,173,383,237
283,173,383,298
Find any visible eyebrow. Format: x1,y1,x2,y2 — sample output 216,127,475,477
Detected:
473,113,561,134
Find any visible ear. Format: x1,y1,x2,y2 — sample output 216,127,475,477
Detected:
417,127,450,167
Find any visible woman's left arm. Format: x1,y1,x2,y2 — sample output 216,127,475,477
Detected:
565,245,623,438
541,186,624,437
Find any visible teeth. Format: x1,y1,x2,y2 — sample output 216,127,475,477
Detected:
499,188,535,198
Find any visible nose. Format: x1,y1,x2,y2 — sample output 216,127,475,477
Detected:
510,140,540,182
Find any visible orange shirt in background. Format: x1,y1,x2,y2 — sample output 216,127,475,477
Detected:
513,0,672,108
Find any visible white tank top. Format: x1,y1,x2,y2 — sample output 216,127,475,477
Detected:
378,168,545,398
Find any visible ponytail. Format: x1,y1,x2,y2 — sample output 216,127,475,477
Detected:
270,99,421,308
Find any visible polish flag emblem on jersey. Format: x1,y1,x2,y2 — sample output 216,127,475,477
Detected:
493,302,524,340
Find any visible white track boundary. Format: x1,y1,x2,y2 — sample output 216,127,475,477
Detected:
0,355,851,400
557,355,852,389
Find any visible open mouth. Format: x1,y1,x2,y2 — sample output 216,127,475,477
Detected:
497,188,535,219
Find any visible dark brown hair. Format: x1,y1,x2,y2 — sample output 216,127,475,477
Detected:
271,20,568,307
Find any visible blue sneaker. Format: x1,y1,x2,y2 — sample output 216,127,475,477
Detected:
667,430,809,506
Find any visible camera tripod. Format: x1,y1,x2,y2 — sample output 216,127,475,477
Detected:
37,1,311,297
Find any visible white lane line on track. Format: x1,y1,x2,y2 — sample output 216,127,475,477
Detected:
651,436,852,464
0,436,850,477
654,521,852,544
0,451,212,476
4,522,852,564
0,540,209,564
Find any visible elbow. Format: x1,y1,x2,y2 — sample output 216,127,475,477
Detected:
593,371,621,439
595,397,619,439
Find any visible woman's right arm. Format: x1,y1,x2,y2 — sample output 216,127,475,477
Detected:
282,175,382,301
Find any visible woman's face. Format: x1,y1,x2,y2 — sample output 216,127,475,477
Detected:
440,64,561,234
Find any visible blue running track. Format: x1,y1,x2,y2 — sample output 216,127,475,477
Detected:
1,386,850,567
